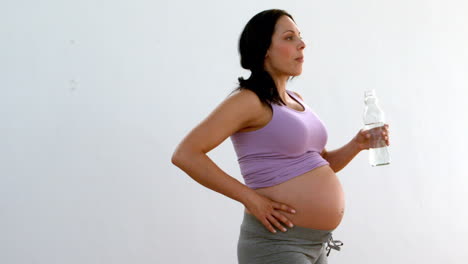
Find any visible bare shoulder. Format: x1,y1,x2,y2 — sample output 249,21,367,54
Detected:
229,88,266,112
173,88,267,154
222,88,270,128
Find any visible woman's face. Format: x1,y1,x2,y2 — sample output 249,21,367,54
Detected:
264,15,306,78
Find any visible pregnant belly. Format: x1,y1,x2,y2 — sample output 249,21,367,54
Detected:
244,165,345,230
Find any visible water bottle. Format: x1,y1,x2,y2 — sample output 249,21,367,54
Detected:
363,90,390,166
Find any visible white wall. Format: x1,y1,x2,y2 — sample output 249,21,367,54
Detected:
1,0,467,263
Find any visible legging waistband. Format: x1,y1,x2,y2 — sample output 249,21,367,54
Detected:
241,211,343,255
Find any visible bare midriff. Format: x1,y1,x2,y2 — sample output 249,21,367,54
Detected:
244,164,345,231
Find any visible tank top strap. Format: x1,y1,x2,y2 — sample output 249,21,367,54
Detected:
285,90,308,112
286,90,304,103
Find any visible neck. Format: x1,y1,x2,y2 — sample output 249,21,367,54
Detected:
267,70,290,102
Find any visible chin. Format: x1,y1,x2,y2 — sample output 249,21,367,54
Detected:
291,71,303,77
290,67,303,76
278,67,302,77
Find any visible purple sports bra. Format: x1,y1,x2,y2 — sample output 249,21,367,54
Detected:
229,90,330,189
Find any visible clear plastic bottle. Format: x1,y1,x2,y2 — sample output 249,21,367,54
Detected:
363,90,390,166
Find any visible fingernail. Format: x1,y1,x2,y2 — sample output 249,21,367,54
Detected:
291,209,296,213
289,223,294,227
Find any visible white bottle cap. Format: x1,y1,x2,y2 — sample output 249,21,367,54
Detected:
364,89,376,98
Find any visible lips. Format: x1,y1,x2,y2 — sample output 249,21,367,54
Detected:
295,56,304,62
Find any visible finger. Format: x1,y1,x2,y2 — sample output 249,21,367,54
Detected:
272,210,294,228
267,214,287,232
272,202,296,214
260,217,277,234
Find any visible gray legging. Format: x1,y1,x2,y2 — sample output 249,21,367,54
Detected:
238,212,343,264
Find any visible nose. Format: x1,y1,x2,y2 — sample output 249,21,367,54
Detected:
298,38,306,50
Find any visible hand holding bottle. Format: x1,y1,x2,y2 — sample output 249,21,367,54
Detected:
354,123,390,150
362,89,391,166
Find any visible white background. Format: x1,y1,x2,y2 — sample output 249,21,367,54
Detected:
1,0,468,263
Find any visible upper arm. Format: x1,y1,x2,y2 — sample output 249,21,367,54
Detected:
173,89,265,155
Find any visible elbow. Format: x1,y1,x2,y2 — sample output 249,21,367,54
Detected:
171,148,187,167
171,144,186,167
171,144,199,167
171,152,180,166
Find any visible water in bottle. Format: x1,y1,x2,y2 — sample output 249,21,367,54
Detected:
363,90,390,166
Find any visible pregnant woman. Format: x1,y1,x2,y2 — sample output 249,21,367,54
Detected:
171,9,390,264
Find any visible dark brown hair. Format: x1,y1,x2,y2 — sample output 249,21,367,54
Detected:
230,9,296,107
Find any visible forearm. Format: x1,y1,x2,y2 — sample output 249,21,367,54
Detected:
171,150,256,205
323,138,361,173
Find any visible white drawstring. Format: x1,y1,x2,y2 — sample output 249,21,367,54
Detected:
326,235,343,257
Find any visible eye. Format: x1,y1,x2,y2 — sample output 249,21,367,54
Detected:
286,35,303,41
